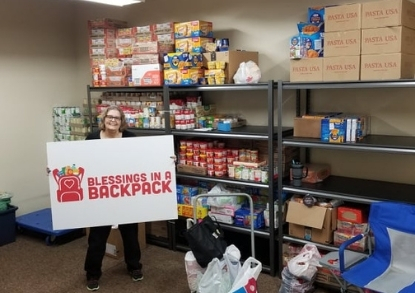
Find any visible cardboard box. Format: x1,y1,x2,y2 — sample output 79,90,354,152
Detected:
293,116,323,138
145,221,168,238
289,58,323,82
324,30,361,57
316,267,361,292
177,204,208,219
325,3,362,32
323,56,360,81
337,206,367,224
360,53,415,80
362,0,415,29
202,51,259,84
131,64,163,86
286,201,337,244
86,223,146,259
361,26,415,55
334,230,368,252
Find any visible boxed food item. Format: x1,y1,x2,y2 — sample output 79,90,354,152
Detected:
323,56,360,81
153,22,176,34
360,53,415,80
325,3,362,32
297,22,324,58
290,58,323,82
321,117,346,143
234,207,265,229
286,200,337,244
337,206,368,224
175,37,213,53
174,21,213,39
361,26,415,55
132,41,174,54
334,230,368,252
131,64,163,86
163,52,203,70
362,0,415,29
203,51,259,84
324,30,361,57
164,68,204,85
177,204,208,219
337,220,368,235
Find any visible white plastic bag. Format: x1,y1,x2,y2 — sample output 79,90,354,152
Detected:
197,245,242,293
185,251,206,292
233,61,261,84
287,250,321,281
198,258,232,293
229,257,262,293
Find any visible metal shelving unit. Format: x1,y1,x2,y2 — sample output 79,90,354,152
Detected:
276,79,415,274
87,81,291,277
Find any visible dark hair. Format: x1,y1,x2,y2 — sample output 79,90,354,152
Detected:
99,105,128,132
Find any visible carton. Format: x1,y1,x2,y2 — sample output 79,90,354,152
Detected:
131,64,163,86
337,206,368,224
202,51,259,84
361,26,415,55
325,3,362,32
289,58,323,82
323,56,360,81
362,0,415,29
293,117,323,138
286,201,337,244
324,30,361,57
174,21,213,39
360,53,415,80
86,223,146,259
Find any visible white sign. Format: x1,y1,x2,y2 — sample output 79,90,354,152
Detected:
47,135,177,230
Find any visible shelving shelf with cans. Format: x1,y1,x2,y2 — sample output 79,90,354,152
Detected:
86,81,293,276
275,79,415,274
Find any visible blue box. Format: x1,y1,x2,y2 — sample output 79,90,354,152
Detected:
234,207,265,229
0,205,18,246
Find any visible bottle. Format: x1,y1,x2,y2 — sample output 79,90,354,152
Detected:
264,203,270,227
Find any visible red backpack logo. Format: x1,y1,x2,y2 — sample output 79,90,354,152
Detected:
52,165,84,203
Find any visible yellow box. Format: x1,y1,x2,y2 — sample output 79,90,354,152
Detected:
174,20,213,39
175,37,213,53
164,68,204,85
177,204,208,219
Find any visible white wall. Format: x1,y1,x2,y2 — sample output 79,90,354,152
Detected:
2,0,415,215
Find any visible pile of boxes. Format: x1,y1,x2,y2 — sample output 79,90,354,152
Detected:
293,112,370,143
290,0,415,82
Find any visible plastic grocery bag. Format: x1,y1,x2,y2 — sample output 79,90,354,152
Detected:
229,257,262,293
198,258,232,293
233,61,261,84
287,244,321,281
185,251,206,292
279,266,315,293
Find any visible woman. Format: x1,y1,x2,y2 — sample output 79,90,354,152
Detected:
84,105,142,291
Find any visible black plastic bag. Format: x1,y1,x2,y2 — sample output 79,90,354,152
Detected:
184,215,228,268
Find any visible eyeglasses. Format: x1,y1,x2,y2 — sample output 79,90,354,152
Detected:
105,115,121,121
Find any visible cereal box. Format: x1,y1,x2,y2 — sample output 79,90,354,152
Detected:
175,37,213,53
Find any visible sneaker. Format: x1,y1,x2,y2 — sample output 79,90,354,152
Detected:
86,279,99,291
130,269,143,282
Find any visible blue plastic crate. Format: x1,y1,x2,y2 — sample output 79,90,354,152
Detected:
16,208,76,245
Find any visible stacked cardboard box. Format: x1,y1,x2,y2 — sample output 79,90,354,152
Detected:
360,0,415,80
323,3,361,81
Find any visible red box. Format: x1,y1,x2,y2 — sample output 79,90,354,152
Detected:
337,206,367,224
